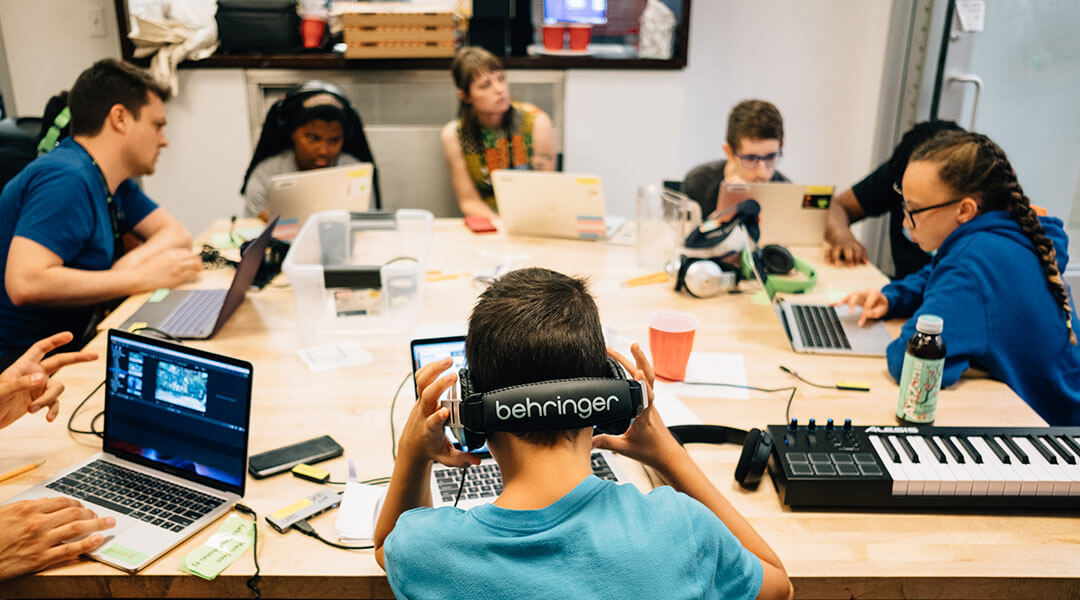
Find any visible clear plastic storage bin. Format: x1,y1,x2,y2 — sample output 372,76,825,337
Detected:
283,209,433,343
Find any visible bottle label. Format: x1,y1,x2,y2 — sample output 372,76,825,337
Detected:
896,353,945,423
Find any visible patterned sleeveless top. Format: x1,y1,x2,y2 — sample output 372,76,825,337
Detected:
456,101,539,211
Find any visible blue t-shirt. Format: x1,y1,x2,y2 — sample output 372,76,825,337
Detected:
384,475,763,600
0,138,157,352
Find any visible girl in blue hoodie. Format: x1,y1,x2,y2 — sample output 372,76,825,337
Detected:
841,131,1080,426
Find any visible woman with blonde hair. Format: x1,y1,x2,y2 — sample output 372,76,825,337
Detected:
441,47,555,218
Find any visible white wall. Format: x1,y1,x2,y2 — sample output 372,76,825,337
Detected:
0,0,895,232
0,0,120,116
139,69,253,234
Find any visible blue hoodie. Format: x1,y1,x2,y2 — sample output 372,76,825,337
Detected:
882,211,1080,426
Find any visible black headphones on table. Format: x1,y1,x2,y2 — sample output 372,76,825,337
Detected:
450,358,646,451
668,425,774,489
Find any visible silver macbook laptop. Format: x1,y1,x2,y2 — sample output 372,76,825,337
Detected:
268,163,374,240
2,329,252,572
491,170,607,240
744,230,891,356
718,183,833,246
119,217,278,339
409,334,627,509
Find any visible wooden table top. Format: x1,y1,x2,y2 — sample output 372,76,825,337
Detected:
3,219,1076,599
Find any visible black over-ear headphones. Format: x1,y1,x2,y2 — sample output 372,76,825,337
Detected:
667,424,774,489
454,358,646,450
274,81,356,137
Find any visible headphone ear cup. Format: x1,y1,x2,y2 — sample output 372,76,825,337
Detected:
734,428,773,489
456,368,487,449
760,244,794,275
605,357,626,380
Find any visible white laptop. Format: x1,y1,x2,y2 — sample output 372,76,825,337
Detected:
718,182,833,246
491,170,608,241
744,230,892,357
2,329,253,572
268,162,374,239
409,334,627,509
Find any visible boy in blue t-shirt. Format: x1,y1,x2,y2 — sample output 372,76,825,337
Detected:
374,268,792,600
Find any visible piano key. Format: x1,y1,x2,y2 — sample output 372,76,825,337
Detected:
869,435,909,495
908,436,952,494
996,437,1041,495
891,435,925,495
923,435,947,463
879,435,901,463
1026,435,1057,464
1059,435,1080,459
957,436,983,464
968,436,1018,496
939,435,965,464
935,436,975,495
1042,435,1075,465
894,435,919,463
999,435,1029,465
982,435,1011,465
1013,437,1074,496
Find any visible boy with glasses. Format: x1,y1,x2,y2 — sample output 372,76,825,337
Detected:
683,99,788,218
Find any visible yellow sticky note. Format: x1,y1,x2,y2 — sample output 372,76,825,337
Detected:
128,322,148,333
270,497,312,521
575,177,601,186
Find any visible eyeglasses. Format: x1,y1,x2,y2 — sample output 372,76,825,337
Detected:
736,151,782,169
892,182,966,230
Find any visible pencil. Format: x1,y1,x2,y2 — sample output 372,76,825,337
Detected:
0,459,45,484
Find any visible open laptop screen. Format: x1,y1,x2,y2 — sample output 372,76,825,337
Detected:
104,330,253,494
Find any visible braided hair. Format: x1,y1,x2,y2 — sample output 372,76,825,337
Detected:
911,131,1077,345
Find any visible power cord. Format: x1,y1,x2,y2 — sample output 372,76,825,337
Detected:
128,326,185,344
232,503,261,600
453,465,470,508
67,379,105,438
293,520,373,550
778,365,871,392
389,370,414,460
678,380,799,424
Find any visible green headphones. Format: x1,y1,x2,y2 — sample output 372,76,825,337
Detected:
740,243,818,296
36,106,70,155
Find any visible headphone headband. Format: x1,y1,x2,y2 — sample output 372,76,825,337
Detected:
462,378,644,434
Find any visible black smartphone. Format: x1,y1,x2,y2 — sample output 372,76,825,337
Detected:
248,435,344,479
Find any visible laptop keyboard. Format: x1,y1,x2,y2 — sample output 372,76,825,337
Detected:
158,289,227,337
433,452,619,504
46,460,226,532
791,304,851,350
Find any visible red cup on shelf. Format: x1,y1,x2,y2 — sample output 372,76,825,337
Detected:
301,13,328,49
567,24,592,51
648,311,698,382
542,24,566,50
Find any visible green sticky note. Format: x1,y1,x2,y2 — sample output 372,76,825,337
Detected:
181,515,255,581
148,289,170,303
102,543,149,567
751,290,772,306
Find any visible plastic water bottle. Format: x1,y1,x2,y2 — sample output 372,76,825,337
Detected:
896,314,946,425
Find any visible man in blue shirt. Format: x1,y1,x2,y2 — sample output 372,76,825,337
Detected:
0,59,200,365
374,268,793,600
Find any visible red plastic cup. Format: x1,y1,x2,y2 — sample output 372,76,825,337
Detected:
301,15,328,49
567,24,592,51
648,311,698,381
542,25,566,50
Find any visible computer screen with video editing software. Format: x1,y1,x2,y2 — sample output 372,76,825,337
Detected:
104,333,252,491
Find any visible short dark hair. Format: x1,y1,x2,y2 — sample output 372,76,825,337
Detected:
68,59,170,136
466,268,609,445
726,99,784,151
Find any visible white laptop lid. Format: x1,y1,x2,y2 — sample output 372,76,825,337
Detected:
491,170,607,240
268,163,374,239
719,182,832,246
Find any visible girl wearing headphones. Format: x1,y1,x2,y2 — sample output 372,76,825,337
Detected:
841,131,1080,426
241,81,378,219
441,47,556,219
